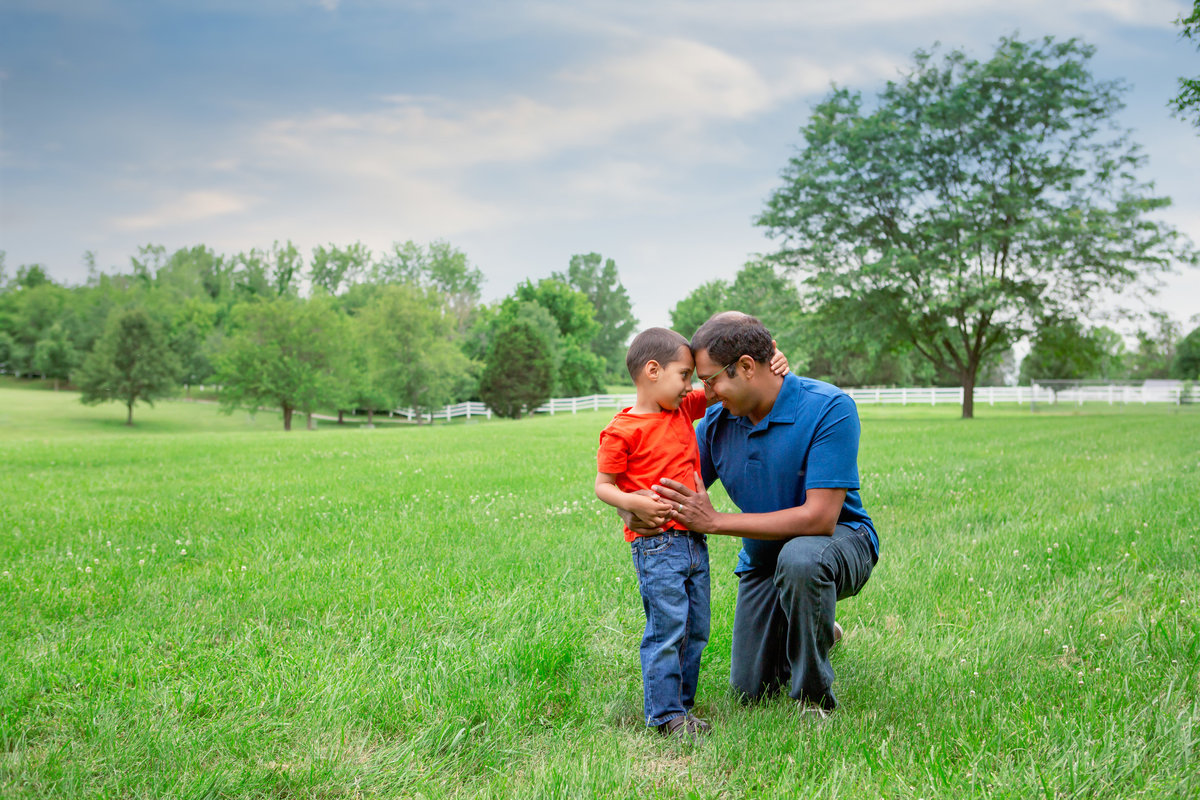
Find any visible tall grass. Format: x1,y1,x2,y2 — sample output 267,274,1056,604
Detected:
1,388,1197,798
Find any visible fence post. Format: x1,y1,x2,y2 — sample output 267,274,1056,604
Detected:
902,388,907,405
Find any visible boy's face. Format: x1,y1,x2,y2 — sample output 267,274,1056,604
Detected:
653,345,696,410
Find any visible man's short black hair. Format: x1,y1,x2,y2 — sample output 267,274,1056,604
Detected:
690,313,773,377
626,327,690,381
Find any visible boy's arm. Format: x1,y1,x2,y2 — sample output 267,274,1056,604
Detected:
595,472,671,529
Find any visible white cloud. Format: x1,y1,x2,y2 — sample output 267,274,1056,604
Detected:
113,190,253,231
256,37,782,176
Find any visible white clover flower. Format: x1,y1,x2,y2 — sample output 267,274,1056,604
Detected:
85,566,92,573
138,559,145,566
175,539,182,545
181,549,187,556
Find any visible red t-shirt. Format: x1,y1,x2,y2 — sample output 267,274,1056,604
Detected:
597,389,708,541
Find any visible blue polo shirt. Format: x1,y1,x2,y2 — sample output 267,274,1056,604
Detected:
696,373,877,574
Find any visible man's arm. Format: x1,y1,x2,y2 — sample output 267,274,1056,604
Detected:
651,473,845,539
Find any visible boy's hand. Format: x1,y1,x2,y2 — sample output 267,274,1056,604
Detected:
630,493,672,528
617,490,670,534
769,340,790,377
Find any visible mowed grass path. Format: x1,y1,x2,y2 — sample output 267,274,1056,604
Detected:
1,388,1197,798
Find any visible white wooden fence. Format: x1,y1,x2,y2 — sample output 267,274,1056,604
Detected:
391,383,1197,422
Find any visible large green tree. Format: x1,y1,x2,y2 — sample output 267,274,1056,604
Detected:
1171,1,1200,127
553,253,637,377
757,36,1194,417
358,284,474,422
216,297,347,430
75,307,181,425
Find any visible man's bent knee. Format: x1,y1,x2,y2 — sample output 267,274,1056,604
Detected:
774,537,834,590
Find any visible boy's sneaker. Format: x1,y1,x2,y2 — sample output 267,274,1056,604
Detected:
656,715,692,738
797,702,831,721
657,714,711,738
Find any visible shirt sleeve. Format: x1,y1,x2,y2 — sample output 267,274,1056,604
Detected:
597,427,629,475
804,393,861,490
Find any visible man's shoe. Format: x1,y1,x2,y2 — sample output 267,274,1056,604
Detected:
687,714,712,734
833,620,844,646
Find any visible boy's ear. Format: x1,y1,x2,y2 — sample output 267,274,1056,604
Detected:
643,360,661,380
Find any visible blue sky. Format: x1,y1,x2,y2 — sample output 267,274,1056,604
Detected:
2,0,1197,333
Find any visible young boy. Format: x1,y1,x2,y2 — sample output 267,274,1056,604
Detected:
595,326,786,738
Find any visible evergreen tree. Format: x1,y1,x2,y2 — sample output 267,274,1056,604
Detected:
480,318,553,418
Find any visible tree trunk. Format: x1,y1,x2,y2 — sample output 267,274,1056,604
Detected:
126,401,134,426
367,408,374,425
283,405,293,431
307,412,315,430
961,366,977,419
337,410,345,425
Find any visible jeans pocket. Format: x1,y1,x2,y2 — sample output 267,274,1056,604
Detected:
636,534,672,556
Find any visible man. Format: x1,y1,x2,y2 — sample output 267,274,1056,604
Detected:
647,313,879,712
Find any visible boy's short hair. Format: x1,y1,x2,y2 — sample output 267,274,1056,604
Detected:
690,313,773,378
626,327,690,381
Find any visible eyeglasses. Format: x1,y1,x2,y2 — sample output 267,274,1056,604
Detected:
698,362,734,389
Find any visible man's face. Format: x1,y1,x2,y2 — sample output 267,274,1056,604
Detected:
695,349,748,415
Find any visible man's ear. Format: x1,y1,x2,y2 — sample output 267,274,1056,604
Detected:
737,354,757,378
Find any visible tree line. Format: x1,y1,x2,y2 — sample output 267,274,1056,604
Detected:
0,244,636,427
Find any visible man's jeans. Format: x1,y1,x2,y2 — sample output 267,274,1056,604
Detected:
630,530,711,727
729,524,877,710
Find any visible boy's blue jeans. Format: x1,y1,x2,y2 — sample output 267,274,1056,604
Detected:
630,530,711,727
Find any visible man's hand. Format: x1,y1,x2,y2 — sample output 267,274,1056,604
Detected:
651,473,723,534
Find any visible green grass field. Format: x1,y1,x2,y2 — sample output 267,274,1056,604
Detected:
1,387,1197,798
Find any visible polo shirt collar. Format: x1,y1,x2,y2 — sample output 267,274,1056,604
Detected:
731,373,802,432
